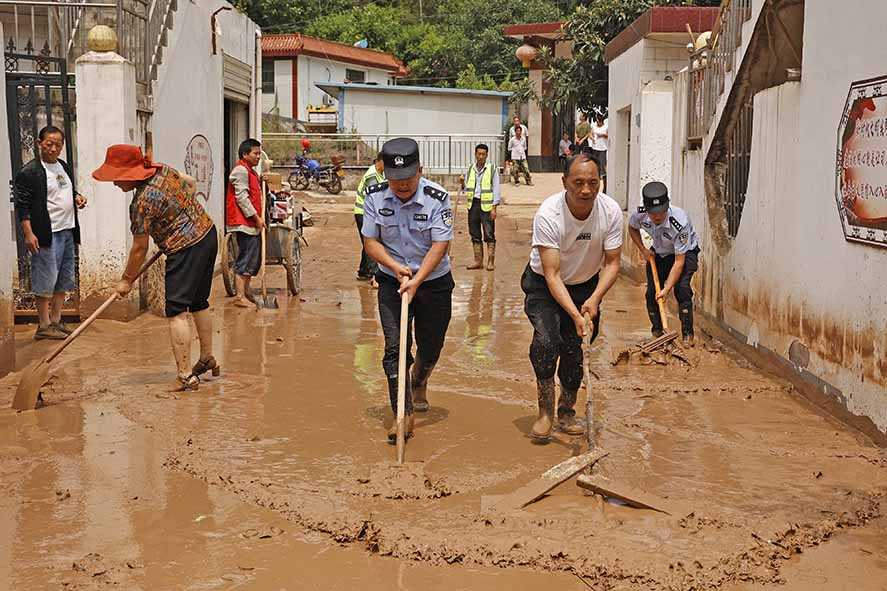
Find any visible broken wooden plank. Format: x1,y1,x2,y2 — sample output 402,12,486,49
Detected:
576,474,677,515
482,449,609,514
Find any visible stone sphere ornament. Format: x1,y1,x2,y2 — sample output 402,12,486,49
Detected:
86,25,118,52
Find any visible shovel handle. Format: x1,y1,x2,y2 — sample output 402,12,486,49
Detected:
649,260,669,331
583,312,595,452
396,277,411,464
45,251,163,364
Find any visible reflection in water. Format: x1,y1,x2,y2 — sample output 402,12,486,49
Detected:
353,286,381,395
464,276,495,366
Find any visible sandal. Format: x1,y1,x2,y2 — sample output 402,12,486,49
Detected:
191,355,220,379
168,374,200,392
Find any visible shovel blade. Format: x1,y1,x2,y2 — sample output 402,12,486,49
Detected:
12,360,49,410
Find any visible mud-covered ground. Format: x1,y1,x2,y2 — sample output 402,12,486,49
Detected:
1,175,885,590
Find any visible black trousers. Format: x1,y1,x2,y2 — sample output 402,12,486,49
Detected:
354,214,378,278
645,247,699,337
521,266,600,417
467,198,496,243
377,271,454,415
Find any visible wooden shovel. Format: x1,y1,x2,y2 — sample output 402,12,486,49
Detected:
583,312,596,452
12,251,163,411
646,261,678,349
396,277,412,464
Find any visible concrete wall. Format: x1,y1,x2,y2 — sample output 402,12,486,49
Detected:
661,0,887,439
608,39,683,211
338,87,507,137
0,22,15,375
151,1,259,229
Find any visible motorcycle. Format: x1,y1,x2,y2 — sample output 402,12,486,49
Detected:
287,153,345,195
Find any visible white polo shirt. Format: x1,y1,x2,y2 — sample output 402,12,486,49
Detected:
529,191,623,285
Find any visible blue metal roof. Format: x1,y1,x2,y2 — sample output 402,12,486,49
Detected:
316,82,512,99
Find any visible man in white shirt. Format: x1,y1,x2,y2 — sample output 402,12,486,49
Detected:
590,114,608,189
507,126,533,186
520,152,622,442
14,126,87,340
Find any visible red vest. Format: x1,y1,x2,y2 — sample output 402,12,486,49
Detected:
225,161,262,228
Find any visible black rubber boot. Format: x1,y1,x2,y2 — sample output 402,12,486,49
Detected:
410,359,436,412
679,301,695,347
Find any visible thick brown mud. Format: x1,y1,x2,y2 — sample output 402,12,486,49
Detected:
1,176,885,589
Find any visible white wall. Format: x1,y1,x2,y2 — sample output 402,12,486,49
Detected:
340,88,505,137
608,39,683,210
151,0,259,229
664,0,887,436
297,55,391,122
268,58,293,119
0,22,14,373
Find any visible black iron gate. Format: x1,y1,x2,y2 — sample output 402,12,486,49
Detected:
4,43,79,319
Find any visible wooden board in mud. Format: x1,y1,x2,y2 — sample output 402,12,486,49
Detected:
482,449,609,514
576,474,678,515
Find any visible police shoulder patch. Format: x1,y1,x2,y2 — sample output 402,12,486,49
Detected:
669,216,685,232
368,181,388,194
441,208,453,227
423,185,448,202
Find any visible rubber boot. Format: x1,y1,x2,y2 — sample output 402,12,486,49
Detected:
485,243,496,271
410,360,436,412
557,388,586,436
530,378,556,443
466,243,484,270
646,299,663,337
679,301,695,347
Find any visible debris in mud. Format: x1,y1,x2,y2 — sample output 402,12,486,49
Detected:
61,553,133,589
241,525,285,539
611,342,697,368
352,462,451,500
56,489,71,501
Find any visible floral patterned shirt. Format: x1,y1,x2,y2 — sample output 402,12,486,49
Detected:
130,165,214,254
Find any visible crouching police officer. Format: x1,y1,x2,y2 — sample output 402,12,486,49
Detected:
628,181,701,346
361,138,455,441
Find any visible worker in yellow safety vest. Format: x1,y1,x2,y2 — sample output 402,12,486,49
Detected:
355,153,385,286
460,143,501,271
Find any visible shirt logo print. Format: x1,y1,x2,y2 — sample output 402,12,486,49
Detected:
576,232,592,241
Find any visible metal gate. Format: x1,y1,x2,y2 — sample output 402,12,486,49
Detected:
4,44,79,319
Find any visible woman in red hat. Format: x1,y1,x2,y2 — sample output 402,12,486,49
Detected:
93,144,220,391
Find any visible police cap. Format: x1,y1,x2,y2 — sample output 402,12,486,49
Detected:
642,181,669,214
381,137,420,180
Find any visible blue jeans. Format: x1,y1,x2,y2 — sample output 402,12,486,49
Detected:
30,229,76,296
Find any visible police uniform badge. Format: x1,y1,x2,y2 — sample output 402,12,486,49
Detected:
442,208,453,227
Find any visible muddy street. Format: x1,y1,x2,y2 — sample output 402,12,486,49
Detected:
1,176,885,590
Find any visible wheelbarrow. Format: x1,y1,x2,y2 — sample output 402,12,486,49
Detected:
221,192,304,297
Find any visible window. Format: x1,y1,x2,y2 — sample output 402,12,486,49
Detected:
261,59,275,94
345,68,366,83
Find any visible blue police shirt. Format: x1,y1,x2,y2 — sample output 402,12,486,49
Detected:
628,205,700,255
361,177,454,280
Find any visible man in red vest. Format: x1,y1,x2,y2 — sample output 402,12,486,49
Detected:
226,139,266,307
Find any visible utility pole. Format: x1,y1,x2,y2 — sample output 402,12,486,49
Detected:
419,0,423,22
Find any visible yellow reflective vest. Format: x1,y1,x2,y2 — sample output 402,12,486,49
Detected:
355,164,385,215
465,164,495,212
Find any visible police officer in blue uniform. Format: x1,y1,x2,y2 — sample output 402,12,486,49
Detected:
361,138,455,441
628,181,700,346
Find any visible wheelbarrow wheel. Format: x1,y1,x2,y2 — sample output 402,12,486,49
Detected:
221,231,239,297
284,228,302,295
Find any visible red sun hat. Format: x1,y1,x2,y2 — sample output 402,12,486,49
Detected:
92,144,162,182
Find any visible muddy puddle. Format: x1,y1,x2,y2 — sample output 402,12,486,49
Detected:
1,184,885,589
